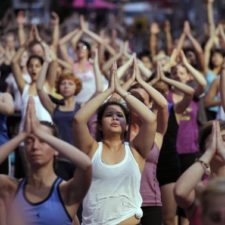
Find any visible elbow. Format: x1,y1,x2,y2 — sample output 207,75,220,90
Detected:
174,185,189,209
84,161,92,171
200,80,207,89
189,89,195,96
7,108,14,116
158,100,168,110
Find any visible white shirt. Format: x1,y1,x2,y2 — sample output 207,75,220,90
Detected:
82,142,143,225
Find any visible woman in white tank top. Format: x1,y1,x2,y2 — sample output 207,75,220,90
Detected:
73,63,157,225
11,49,53,127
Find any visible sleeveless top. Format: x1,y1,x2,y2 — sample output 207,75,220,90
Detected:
157,103,179,169
168,91,199,154
15,177,72,225
82,142,143,225
0,92,8,145
20,84,52,130
205,70,219,113
140,144,162,207
0,113,8,145
73,62,96,104
53,103,80,145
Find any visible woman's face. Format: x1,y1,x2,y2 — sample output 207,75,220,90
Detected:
25,125,56,168
101,105,127,136
186,50,197,66
211,52,224,68
141,56,152,70
202,195,225,225
172,64,190,83
76,42,89,59
59,79,76,97
27,58,42,81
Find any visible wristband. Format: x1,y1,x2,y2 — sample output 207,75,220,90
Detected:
195,158,210,175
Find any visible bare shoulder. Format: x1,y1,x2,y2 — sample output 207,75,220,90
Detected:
0,92,12,100
0,175,19,195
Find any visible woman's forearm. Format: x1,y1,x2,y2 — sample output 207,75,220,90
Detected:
0,132,27,164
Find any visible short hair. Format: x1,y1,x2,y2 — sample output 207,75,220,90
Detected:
26,55,44,67
55,72,82,96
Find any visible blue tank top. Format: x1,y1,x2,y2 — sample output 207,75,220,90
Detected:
15,177,72,225
53,103,80,145
0,113,8,145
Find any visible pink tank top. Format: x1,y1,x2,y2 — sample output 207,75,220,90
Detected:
140,144,162,206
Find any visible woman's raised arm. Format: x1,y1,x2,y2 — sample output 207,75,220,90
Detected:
11,46,26,94
161,70,194,114
73,65,115,155
115,66,156,159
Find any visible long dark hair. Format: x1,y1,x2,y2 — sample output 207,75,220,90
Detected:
96,101,130,141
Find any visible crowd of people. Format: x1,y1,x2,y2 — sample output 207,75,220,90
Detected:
0,0,225,224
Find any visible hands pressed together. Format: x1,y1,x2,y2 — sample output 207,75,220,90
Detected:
205,120,225,161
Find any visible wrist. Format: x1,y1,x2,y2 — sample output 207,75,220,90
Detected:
195,158,211,175
200,150,214,164
123,92,131,100
20,131,28,140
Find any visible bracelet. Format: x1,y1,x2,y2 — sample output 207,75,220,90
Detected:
195,158,210,175
124,92,131,100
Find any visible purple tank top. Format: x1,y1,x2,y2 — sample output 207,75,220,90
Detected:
140,144,162,206
168,92,199,154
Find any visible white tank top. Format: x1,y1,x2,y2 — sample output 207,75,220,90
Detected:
19,84,52,131
82,142,143,225
73,63,96,104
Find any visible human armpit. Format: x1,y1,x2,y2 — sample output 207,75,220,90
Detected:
0,175,18,199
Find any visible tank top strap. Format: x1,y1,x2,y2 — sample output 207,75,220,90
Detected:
92,142,103,162
16,178,26,194
22,84,30,98
74,102,81,112
53,177,63,190
124,142,140,171
124,142,130,154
